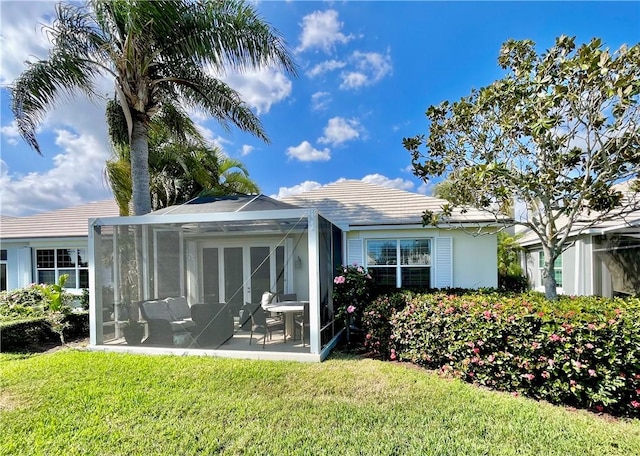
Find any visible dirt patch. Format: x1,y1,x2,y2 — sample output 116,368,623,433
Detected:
42,337,90,354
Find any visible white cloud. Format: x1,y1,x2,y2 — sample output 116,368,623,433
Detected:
340,50,393,89
361,173,414,191
0,121,20,145
286,141,331,162
311,92,331,111
241,144,254,156
296,9,353,53
417,182,432,195
0,129,112,216
222,67,292,115
0,1,55,85
306,59,346,78
272,180,322,199
318,117,362,146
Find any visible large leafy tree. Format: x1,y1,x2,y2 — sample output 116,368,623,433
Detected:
404,36,640,299
105,100,259,215
11,0,295,215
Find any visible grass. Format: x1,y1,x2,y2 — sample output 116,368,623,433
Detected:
1,349,639,455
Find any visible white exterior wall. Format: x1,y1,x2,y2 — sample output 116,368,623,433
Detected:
1,238,89,293
528,235,598,297
345,227,498,289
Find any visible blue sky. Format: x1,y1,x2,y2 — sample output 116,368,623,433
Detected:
1,1,639,216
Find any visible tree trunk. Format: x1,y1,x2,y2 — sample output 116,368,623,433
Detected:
130,119,151,216
541,247,558,300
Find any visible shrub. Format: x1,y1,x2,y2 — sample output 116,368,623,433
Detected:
0,312,88,352
362,292,411,359
380,291,639,418
0,279,76,346
332,264,373,326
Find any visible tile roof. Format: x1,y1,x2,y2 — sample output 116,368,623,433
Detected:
518,179,640,246
279,180,502,227
0,200,120,240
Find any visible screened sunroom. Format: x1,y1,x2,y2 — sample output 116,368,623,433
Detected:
88,195,344,361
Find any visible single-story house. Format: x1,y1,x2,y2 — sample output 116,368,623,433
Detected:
2,180,501,361
519,181,639,297
0,201,120,294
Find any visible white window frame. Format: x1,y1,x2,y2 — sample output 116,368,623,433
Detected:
538,251,563,289
35,248,89,290
365,238,432,288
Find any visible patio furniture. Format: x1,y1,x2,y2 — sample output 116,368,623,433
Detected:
139,297,196,345
190,302,234,348
249,305,285,348
263,300,307,341
294,301,310,346
139,298,233,347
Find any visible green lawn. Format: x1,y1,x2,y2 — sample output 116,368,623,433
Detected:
1,349,639,455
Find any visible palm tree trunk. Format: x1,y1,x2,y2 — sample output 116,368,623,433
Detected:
130,119,152,215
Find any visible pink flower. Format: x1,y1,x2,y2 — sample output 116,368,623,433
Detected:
487,355,495,363
483,310,492,320
366,333,372,340
333,275,346,284
585,343,594,349
587,323,597,330
588,369,597,377
523,373,535,381
570,380,576,387
346,305,356,314
595,405,604,412
549,334,561,342
631,401,640,409
390,348,397,361
511,391,519,397
541,371,550,379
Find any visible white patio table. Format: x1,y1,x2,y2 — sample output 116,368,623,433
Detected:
263,300,308,341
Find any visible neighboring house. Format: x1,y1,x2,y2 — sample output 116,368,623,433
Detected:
2,180,501,361
0,201,120,295
519,181,640,297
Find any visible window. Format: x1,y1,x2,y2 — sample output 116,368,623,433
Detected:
36,248,89,289
366,239,431,288
1,249,6,291
538,252,562,287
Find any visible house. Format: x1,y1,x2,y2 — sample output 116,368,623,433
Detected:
2,180,501,361
519,181,640,297
0,201,120,295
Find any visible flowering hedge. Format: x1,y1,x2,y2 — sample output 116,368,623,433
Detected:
363,291,640,418
332,264,373,325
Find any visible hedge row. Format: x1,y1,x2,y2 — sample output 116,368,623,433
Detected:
0,312,89,353
361,291,640,418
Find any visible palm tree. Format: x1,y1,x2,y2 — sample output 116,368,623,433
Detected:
11,0,295,215
105,100,260,215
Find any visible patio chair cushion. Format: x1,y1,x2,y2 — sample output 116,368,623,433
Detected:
166,297,191,320
141,300,173,321
169,319,196,332
261,292,275,308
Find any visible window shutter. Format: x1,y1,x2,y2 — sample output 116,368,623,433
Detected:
434,237,452,288
347,239,363,266
17,247,32,288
